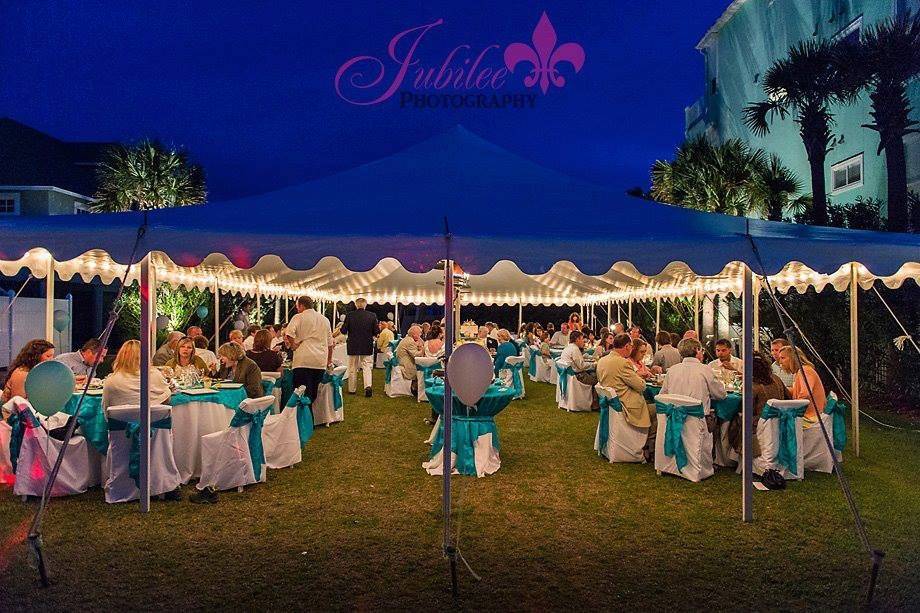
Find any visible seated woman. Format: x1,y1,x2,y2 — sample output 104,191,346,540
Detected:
424,326,444,357
165,336,208,378
777,346,826,427
193,335,219,373
594,331,615,360
493,329,519,375
2,339,55,417
628,338,654,380
567,312,583,332
729,351,789,455
246,329,283,372
217,342,264,399
102,340,172,411
539,331,553,360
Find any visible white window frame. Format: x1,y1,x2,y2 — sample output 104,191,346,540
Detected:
73,200,93,214
833,15,863,43
831,153,864,195
0,192,21,215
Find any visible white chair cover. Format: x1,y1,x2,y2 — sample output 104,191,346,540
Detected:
500,355,526,399
0,419,13,485
261,371,283,413
555,360,593,412
104,404,181,503
375,351,387,369
314,365,347,426
331,343,349,368
594,385,646,463
5,397,101,497
714,420,739,468
754,399,806,480
653,393,714,482
262,402,302,469
415,356,440,402
546,357,559,384
198,395,275,492
384,351,414,398
802,392,840,473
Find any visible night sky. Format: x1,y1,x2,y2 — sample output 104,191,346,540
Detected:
0,1,729,201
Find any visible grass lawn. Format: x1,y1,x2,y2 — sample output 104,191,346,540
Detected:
1,370,919,610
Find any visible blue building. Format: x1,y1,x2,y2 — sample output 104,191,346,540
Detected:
686,0,920,214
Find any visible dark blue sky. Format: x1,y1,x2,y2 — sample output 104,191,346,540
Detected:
0,1,729,201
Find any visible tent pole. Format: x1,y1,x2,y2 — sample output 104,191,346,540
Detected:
442,256,456,594
213,280,220,351
274,297,280,325
655,297,661,346
139,255,154,513
753,278,761,351
394,302,399,335
627,296,632,328
741,265,754,522
284,295,289,322
255,289,261,327
694,290,700,338
580,303,584,324
850,263,860,457
333,301,337,327
607,299,611,328
518,303,523,333
44,257,55,342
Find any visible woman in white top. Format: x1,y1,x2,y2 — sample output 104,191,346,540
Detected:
424,325,444,357
102,340,172,411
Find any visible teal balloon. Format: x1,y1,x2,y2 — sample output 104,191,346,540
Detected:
5,289,15,298
196,306,209,319
52,309,71,332
25,360,75,417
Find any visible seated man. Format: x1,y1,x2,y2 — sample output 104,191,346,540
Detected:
550,323,570,346
55,338,107,379
708,338,743,377
560,330,598,407
152,331,183,367
661,339,727,414
769,337,795,387
596,333,655,460
651,331,681,372
396,325,424,394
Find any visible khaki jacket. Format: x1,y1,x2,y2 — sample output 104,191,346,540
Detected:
596,352,649,428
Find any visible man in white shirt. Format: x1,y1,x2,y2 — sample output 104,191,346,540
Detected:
285,296,333,402
708,338,743,376
560,330,589,372
242,325,259,351
55,338,107,379
661,339,726,413
770,337,795,387
550,323,569,346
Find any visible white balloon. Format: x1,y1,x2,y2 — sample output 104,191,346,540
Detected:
339,314,346,322
446,343,493,407
387,312,394,321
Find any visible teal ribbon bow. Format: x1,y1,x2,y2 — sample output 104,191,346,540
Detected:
761,403,806,474
418,362,441,393
655,401,705,473
285,392,314,445
322,370,345,409
229,407,270,482
429,414,501,476
503,362,525,398
384,354,400,384
596,395,623,459
6,409,40,474
823,396,847,452
261,379,276,397
107,416,172,488
555,364,575,399
528,348,538,374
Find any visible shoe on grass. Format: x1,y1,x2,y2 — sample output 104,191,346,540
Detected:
162,487,183,502
190,486,218,504
365,387,373,397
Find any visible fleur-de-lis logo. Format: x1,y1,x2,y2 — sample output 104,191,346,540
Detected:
504,12,585,94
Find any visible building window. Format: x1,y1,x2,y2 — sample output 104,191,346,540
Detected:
74,201,93,214
831,153,864,193
833,15,862,45
0,193,20,215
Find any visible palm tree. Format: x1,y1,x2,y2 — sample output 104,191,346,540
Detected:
839,11,920,232
751,154,803,221
744,40,863,226
93,139,206,212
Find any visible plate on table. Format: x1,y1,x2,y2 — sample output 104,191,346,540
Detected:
215,382,243,390
180,387,217,396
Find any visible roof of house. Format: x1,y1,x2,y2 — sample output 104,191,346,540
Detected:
0,118,113,198
696,0,751,50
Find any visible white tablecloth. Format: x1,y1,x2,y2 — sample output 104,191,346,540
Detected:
171,401,237,483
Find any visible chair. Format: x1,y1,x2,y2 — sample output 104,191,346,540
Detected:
0,419,13,485
754,399,807,480
713,419,739,468
555,360,593,412
384,351,413,398
415,356,441,402
803,392,845,473
4,397,101,498
654,393,714,482
375,349,387,369
313,365,347,426
285,385,314,446
261,371,283,413
198,395,275,492
499,356,526,399
104,404,182,503
594,385,646,463
261,393,303,470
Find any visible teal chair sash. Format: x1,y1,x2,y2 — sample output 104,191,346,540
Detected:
285,392,314,445
107,416,172,488
503,362,525,398
761,404,806,475
528,348,538,374
823,396,847,452
555,364,574,399
655,401,705,473
322,370,345,409
596,395,623,459
384,354,400,384
418,362,441,390
261,379,276,397
6,408,39,474
429,415,500,476
229,407,270,482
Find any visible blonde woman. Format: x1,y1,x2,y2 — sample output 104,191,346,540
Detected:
165,336,208,377
216,342,263,399
102,340,171,410
777,346,827,426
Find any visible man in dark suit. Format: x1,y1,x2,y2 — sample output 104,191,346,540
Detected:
341,298,378,397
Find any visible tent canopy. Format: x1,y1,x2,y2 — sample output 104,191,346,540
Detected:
0,126,918,303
